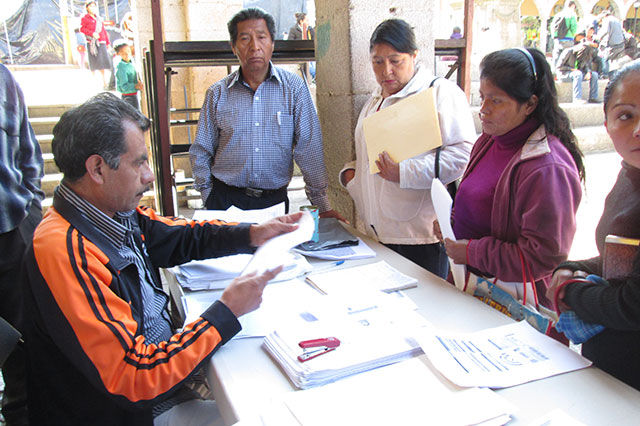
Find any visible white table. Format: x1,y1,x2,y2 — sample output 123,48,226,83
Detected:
164,235,640,425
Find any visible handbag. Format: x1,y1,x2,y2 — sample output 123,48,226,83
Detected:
462,249,559,336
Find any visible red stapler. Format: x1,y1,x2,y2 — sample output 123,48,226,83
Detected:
297,337,341,362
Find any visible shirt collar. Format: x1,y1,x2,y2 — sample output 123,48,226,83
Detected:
227,62,281,89
57,183,134,249
372,63,428,101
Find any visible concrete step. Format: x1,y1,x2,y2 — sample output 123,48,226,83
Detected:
30,117,59,135
561,101,605,128
471,101,605,136
42,153,59,174
574,125,613,153
468,79,609,107
28,104,76,119
37,134,53,154
42,173,63,197
555,79,609,104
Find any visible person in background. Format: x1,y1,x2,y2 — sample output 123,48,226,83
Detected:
114,40,143,111
288,12,316,81
0,63,44,426
74,27,88,69
547,61,640,391
80,0,112,90
288,12,315,40
442,48,584,307
552,1,579,69
21,92,303,425
340,19,476,279
449,26,463,39
120,11,136,55
190,8,343,220
555,31,601,103
596,10,626,77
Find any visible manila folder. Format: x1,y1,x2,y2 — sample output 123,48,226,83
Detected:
362,89,442,174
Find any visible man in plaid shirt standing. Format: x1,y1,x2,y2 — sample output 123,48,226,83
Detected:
190,7,343,220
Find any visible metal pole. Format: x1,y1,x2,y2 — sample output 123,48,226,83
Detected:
3,20,13,64
634,3,639,37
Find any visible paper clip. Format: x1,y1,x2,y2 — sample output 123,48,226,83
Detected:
297,337,340,362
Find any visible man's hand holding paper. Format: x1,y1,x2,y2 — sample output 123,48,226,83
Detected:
220,212,312,318
250,212,304,247
244,211,315,276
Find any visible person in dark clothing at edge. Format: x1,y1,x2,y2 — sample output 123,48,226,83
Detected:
547,61,640,391
21,92,304,426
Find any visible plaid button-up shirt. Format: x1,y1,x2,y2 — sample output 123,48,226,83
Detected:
0,64,44,233
190,64,330,212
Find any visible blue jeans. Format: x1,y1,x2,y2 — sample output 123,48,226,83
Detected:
565,70,599,101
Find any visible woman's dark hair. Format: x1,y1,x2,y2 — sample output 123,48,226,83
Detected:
603,61,640,118
480,47,585,181
227,7,276,45
52,92,150,182
369,19,418,54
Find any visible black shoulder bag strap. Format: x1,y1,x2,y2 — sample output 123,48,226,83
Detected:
430,77,458,199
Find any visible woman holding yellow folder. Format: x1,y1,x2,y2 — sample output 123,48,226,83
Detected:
339,19,476,278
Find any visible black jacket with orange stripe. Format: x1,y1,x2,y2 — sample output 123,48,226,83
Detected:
21,193,253,425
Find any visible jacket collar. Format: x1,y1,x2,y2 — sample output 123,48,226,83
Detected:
52,188,134,272
520,125,551,161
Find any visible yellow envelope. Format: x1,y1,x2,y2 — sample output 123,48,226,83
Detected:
363,89,442,174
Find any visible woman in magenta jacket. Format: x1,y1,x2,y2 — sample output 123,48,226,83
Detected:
443,48,585,307
80,0,112,89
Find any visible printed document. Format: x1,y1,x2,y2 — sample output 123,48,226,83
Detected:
417,321,592,388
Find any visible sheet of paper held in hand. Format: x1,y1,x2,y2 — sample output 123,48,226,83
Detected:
362,89,442,174
431,178,465,290
417,321,592,389
242,211,315,275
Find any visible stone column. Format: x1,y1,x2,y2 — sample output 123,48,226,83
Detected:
314,0,436,227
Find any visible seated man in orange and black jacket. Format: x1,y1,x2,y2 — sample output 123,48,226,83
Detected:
21,93,302,426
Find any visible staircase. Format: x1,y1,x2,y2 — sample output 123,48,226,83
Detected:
28,105,67,211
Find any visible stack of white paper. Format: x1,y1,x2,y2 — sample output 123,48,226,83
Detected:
305,261,418,294
191,203,285,223
263,291,426,389
174,252,311,291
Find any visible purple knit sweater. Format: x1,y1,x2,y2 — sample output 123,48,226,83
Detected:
454,117,541,240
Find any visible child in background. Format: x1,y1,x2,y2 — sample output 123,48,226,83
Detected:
75,28,88,69
114,40,143,110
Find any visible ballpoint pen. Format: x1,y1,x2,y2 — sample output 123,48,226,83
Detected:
305,260,345,275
